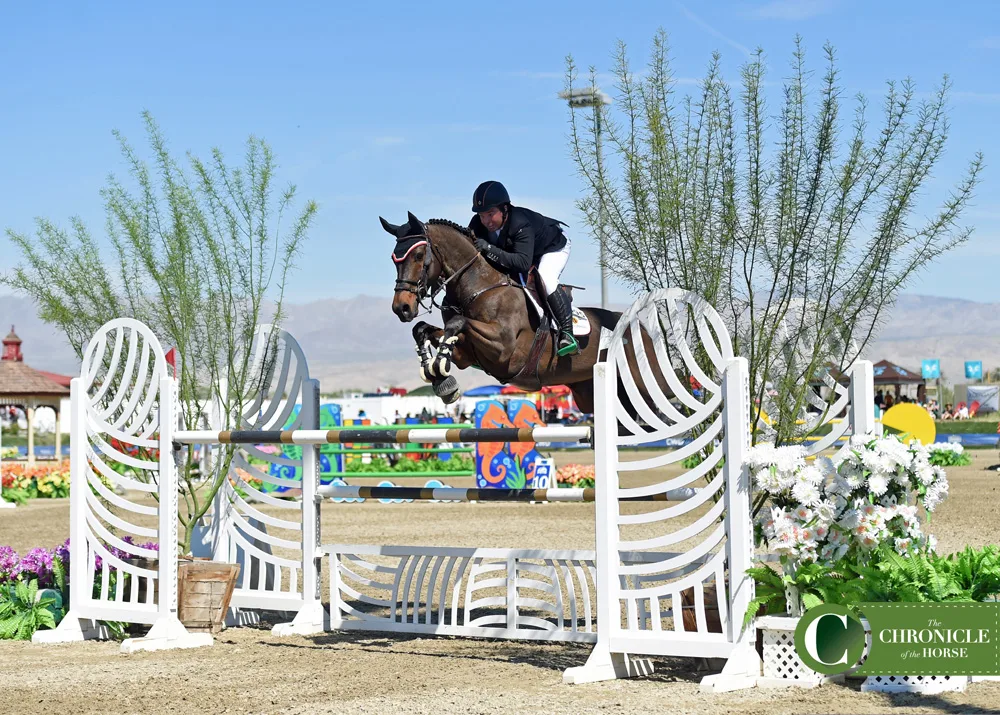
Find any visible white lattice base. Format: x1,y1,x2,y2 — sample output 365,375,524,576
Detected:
861,675,969,694
757,616,843,689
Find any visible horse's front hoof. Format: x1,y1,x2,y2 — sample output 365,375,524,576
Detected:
433,375,461,404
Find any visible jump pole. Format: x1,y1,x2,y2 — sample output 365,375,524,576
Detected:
174,426,592,446
318,485,700,503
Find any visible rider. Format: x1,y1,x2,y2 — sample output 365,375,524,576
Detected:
468,180,578,356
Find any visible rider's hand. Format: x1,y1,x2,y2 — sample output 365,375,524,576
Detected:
474,238,492,254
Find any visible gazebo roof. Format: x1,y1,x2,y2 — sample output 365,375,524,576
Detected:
0,360,70,396
872,359,924,385
0,326,71,397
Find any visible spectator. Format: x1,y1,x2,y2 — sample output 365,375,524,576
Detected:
941,404,953,420
875,389,885,410
957,404,970,420
884,393,895,410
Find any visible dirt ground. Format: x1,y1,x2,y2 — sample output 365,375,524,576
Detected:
3,449,1000,714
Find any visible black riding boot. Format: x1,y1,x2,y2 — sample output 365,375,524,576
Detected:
546,288,579,356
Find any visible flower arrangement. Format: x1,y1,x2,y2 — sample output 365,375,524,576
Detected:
746,434,949,616
0,447,17,459
557,464,595,488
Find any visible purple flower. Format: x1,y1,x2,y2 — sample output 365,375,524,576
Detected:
20,547,53,581
0,546,19,581
54,539,70,566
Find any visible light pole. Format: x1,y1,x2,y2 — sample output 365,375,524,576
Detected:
559,86,612,311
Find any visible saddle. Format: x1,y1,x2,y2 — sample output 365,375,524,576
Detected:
508,270,590,390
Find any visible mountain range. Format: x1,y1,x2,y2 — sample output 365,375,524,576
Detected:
0,293,995,391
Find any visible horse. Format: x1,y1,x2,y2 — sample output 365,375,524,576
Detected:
380,212,621,413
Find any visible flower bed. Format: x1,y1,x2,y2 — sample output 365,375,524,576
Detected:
927,442,972,467
0,541,69,640
0,536,161,641
1,462,71,504
556,464,595,487
343,455,475,474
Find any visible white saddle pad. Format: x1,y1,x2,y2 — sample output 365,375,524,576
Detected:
523,287,590,337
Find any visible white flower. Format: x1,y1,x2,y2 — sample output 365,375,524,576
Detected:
916,466,936,486
793,505,813,522
753,467,780,492
868,474,889,497
861,449,884,473
792,480,822,506
798,464,825,485
815,499,838,523
820,542,849,562
844,471,863,491
838,509,862,530
814,455,835,475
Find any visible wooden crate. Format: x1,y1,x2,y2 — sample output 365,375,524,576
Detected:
177,560,241,634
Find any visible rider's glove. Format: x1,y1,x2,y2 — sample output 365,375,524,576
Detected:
473,238,492,254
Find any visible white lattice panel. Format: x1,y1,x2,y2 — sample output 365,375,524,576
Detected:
862,675,969,694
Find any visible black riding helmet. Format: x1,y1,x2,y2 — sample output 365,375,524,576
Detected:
471,180,510,213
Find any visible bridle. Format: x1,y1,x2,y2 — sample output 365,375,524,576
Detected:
392,229,483,313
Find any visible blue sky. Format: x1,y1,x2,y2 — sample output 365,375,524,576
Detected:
1,0,998,306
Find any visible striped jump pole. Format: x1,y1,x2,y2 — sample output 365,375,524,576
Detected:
173,426,592,446
317,485,700,503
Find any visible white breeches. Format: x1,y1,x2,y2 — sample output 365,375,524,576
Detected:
537,238,571,296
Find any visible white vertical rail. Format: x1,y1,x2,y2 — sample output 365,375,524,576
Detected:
849,361,876,437
721,357,754,642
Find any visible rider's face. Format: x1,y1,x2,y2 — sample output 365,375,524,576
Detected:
478,207,504,233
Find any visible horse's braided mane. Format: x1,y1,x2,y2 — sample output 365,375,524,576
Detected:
427,218,475,240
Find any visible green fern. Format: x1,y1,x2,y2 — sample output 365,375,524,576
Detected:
744,560,868,626
0,579,57,640
851,546,996,603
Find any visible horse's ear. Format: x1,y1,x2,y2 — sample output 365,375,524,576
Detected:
379,216,401,236
407,211,423,230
